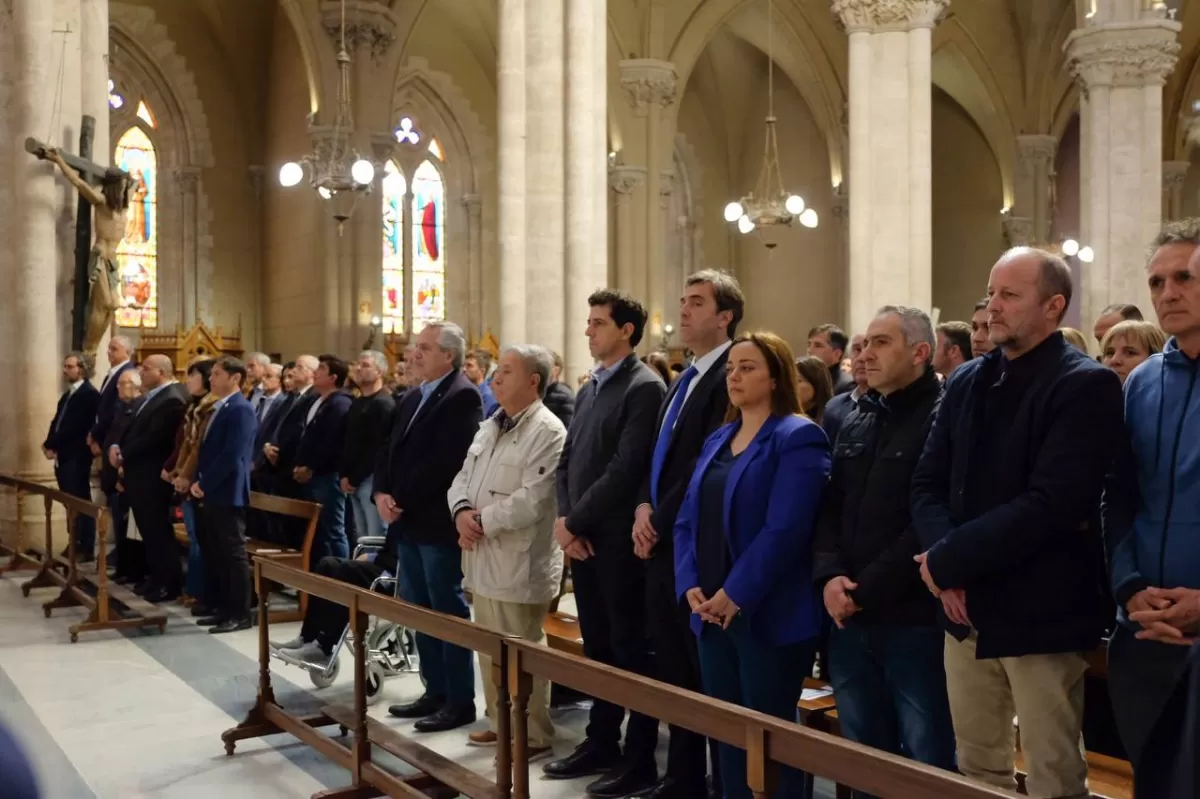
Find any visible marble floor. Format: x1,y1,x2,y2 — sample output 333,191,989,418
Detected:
0,573,836,799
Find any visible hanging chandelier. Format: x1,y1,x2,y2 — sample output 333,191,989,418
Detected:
278,0,374,231
723,0,818,235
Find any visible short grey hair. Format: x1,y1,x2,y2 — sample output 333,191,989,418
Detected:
266,363,283,378
65,351,94,379
110,334,134,356
246,351,271,367
426,322,467,370
876,305,935,363
295,354,319,372
357,350,389,373
502,344,554,398
1151,218,1200,256
117,369,142,388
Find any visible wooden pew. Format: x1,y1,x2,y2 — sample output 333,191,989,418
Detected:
244,491,321,624
0,474,167,642
0,484,43,575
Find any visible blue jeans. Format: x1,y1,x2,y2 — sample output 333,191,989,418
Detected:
182,500,206,605
829,623,956,797
307,473,348,561
396,538,475,708
697,616,816,799
347,476,383,542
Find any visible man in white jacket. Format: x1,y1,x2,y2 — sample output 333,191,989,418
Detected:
449,344,566,755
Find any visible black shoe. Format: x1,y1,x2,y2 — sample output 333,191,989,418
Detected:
190,605,216,618
209,618,251,634
413,705,476,733
632,776,708,799
542,740,622,780
586,761,658,798
144,588,180,603
388,694,445,719
196,615,222,627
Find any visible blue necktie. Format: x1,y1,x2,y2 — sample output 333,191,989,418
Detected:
650,366,698,506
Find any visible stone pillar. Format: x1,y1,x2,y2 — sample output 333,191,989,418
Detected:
1066,5,1179,327
618,59,678,344
463,194,483,343
564,0,607,380
248,166,266,349
1163,160,1189,222
497,0,527,346
833,0,948,334
609,165,646,296
173,166,201,329
1013,135,1057,245
831,187,851,327
1,0,82,546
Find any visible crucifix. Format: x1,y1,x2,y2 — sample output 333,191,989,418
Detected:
26,122,131,354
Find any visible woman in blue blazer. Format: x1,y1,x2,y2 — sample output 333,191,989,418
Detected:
674,331,832,799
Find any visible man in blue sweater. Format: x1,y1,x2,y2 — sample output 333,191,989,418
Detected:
1104,221,1200,775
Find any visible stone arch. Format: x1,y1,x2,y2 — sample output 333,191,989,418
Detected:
108,4,215,333
278,0,326,116
387,58,493,339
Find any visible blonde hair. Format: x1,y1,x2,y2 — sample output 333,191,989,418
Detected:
1059,327,1090,354
1100,320,1167,359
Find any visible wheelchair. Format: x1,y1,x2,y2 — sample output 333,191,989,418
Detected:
270,536,419,698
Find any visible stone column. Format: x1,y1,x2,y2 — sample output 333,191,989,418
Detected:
173,166,201,329
1,0,82,545
463,194,483,343
619,59,678,343
1066,5,1179,326
831,187,851,327
564,0,608,380
833,0,948,334
1013,135,1057,245
497,0,527,346
609,165,646,296
1163,160,1189,222
248,166,266,349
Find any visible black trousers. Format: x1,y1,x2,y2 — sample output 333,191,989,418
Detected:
1108,623,1192,770
572,538,659,762
128,476,180,592
646,549,715,788
301,556,385,650
55,457,95,552
196,503,251,622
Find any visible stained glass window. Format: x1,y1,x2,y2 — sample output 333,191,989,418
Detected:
108,80,124,110
113,126,157,328
381,160,407,335
410,159,445,332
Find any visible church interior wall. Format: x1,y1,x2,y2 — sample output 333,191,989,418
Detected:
1051,114,1082,329
931,87,1006,326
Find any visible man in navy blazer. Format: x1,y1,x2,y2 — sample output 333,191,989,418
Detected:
375,321,483,733
294,355,353,560
190,356,258,633
44,352,102,561
88,334,135,456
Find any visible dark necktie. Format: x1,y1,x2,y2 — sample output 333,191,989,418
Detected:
650,365,698,506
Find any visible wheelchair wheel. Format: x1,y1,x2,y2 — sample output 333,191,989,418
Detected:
309,655,340,689
365,663,385,700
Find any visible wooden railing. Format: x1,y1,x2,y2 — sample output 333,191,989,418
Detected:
0,473,167,641
226,559,1012,799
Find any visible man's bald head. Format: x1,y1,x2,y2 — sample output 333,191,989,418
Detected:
141,354,174,389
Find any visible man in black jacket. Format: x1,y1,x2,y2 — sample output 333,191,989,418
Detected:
375,321,482,733
44,352,101,561
340,351,395,543
911,248,1123,798
545,290,666,798
807,323,855,395
113,354,189,601
813,306,954,785
543,350,576,428
264,355,318,546
294,355,353,560
822,333,867,445
630,270,741,799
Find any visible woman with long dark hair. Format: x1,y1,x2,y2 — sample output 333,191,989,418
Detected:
165,358,215,612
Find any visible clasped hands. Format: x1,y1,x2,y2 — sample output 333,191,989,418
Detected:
914,551,971,627
631,504,657,559
685,587,740,629
553,517,594,561
455,508,485,551
1127,587,1200,646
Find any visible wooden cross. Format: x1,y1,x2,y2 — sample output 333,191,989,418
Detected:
26,119,127,350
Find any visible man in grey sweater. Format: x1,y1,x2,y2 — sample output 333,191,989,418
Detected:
544,289,666,798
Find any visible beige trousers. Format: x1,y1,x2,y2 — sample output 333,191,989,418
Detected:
473,596,555,748
944,632,1090,799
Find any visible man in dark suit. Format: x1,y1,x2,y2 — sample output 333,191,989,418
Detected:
807,323,855,395
294,355,353,560
376,321,482,733
44,352,102,561
113,354,188,602
630,271,742,799
250,363,297,545
88,334,136,457
545,290,666,798
190,356,259,633
264,355,318,546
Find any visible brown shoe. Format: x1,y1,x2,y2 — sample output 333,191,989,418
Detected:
468,730,498,747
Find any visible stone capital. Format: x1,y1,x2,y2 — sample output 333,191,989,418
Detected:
609,165,647,200
368,132,398,168
619,59,677,116
462,193,482,215
1002,215,1034,248
320,0,397,63
659,172,675,209
1065,21,1181,94
173,166,202,193
1017,135,1058,165
1164,160,1190,188
832,0,950,33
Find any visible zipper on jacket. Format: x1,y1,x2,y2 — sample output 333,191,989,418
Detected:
1158,358,1198,586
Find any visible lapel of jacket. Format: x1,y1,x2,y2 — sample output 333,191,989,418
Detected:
723,414,783,544
665,348,729,456
402,374,455,442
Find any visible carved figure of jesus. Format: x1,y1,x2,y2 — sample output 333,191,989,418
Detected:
45,147,131,353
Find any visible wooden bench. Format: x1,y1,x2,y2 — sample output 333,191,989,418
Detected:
245,491,321,624
544,611,584,656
